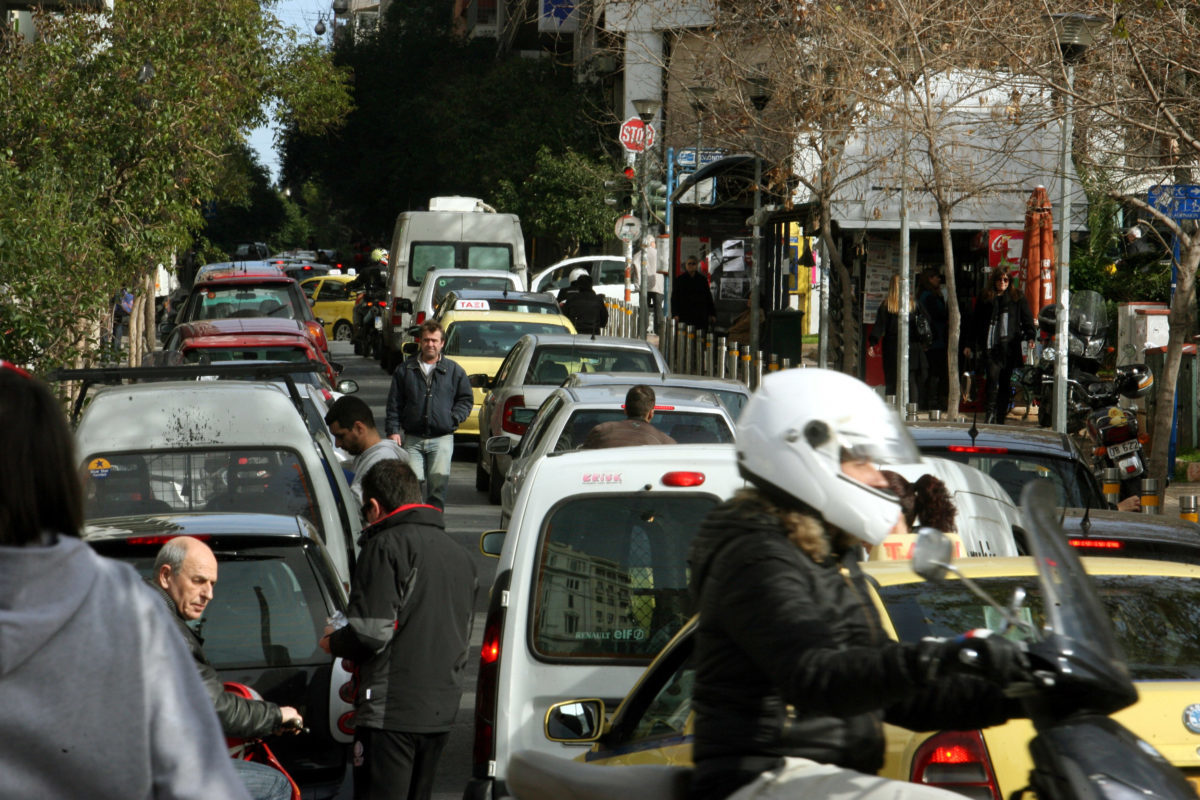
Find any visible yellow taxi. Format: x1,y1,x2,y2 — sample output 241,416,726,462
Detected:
543,557,1200,795
438,303,575,439
301,274,359,342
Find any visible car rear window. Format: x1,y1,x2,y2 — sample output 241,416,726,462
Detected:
931,451,1101,508
432,276,514,305
556,410,734,450
879,574,1200,679
182,346,312,363
82,449,321,531
187,285,297,321
531,494,716,662
92,541,331,669
527,347,658,384
466,245,512,271
444,320,570,358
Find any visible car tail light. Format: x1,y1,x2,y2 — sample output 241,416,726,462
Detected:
662,471,706,487
472,571,509,777
910,730,1000,800
127,534,209,546
502,395,529,435
305,320,329,351
391,299,405,325
416,311,426,324
621,404,676,411
336,711,356,736
376,300,387,307
322,388,334,404
947,445,1009,454
1069,538,1124,550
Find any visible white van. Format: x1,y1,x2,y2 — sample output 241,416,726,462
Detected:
381,196,527,371
465,444,746,800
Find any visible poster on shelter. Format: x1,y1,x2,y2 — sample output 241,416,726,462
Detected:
715,239,745,273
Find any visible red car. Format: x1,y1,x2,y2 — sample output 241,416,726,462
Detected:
164,263,329,353
165,319,339,384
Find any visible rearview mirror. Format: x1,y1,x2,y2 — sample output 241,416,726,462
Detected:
398,298,413,314
485,436,512,455
912,527,953,581
544,699,605,743
479,530,505,557
401,341,419,357
337,379,359,394
469,373,491,389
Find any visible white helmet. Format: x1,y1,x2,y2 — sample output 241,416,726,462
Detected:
735,369,921,545
569,267,590,283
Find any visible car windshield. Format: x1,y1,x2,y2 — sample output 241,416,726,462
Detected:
555,409,734,450
182,346,312,363
531,494,717,662
444,320,569,358
96,542,332,670
188,285,297,321
82,449,321,531
527,346,658,384
879,573,1200,679
432,276,513,305
930,450,1100,507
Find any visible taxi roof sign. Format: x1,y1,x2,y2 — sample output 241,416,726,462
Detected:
455,299,490,310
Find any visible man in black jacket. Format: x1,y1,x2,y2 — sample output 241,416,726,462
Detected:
319,460,478,800
672,255,716,332
151,536,300,800
384,320,473,509
561,273,608,335
688,369,1025,800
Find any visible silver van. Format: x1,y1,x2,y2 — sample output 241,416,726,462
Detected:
381,196,527,371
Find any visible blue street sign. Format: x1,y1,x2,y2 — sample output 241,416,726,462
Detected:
1148,184,1200,220
676,148,725,170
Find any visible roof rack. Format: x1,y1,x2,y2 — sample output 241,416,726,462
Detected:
48,362,321,424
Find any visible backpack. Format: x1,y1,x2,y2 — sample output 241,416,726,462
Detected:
914,302,935,348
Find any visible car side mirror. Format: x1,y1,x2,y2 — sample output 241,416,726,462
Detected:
401,341,419,357
398,298,413,314
469,373,491,389
479,530,505,558
912,527,954,581
337,379,359,394
544,699,606,743
486,436,512,455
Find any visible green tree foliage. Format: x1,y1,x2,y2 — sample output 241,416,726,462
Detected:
280,0,611,259
0,1,351,373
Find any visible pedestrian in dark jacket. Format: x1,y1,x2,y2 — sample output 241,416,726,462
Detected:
151,536,298,800
688,369,1025,800
966,268,1036,424
867,274,927,407
385,320,474,509
562,273,608,335
917,268,950,411
320,460,478,800
672,255,716,332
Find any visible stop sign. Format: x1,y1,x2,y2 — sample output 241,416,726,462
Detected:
619,117,656,153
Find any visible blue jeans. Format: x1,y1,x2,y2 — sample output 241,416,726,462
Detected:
232,758,291,800
402,433,454,509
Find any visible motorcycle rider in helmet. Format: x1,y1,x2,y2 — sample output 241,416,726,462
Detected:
688,368,1027,800
556,266,592,306
350,248,390,355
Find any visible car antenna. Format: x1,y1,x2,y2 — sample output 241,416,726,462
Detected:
968,414,979,447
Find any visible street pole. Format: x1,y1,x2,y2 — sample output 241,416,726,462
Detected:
818,236,830,369
750,154,762,361
897,77,912,413
1053,62,1074,434
639,147,651,338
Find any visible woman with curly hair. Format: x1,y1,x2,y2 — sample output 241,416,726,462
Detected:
880,471,958,533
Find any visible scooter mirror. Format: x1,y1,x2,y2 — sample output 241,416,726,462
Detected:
912,527,953,582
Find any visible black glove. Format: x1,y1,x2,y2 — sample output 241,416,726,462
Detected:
917,629,1029,686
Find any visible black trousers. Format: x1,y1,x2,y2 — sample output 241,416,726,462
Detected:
985,355,1019,424
353,727,449,800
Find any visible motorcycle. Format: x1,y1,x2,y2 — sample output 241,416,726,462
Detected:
351,268,389,360
503,481,1197,800
1023,290,1153,497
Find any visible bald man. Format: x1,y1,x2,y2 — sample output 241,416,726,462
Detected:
150,536,301,800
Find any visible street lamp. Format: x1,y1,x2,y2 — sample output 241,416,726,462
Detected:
1048,12,1103,433
331,0,350,13
746,75,771,364
632,97,662,338
896,47,917,414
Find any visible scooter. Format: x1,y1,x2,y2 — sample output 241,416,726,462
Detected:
503,481,1196,800
223,682,303,800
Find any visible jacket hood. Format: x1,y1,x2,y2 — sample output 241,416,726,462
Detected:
0,535,98,676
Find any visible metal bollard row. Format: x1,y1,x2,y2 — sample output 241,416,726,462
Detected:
658,319,804,387
1180,495,1198,523
1140,478,1161,515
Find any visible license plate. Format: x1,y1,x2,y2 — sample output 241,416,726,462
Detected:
1108,439,1140,458
374,317,383,330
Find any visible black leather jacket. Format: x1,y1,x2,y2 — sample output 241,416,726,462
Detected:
148,580,282,739
687,494,1014,800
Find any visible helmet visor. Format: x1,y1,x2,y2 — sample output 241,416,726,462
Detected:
835,420,921,466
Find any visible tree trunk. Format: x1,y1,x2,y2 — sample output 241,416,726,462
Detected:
938,210,960,417
128,294,146,368
143,271,156,356
819,207,859,376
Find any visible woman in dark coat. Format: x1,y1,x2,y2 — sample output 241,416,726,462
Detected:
966,267,1036,424
917,268,949,411
867,274,926,407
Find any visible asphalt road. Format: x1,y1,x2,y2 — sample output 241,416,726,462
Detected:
323,341,500,800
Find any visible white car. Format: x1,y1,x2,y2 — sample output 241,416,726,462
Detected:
488,384,736,524
530,255,640,306
562,370,752,421
473,333,669,502
411,268,527,328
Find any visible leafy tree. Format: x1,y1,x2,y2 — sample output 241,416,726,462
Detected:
0,0,351,373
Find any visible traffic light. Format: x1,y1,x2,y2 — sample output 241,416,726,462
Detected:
604,166,635,212
646,180,668,216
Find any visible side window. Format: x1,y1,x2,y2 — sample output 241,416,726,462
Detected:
302,281,318,300
598,261,626,286
321,281,350,301
629,658,695,742
493,346,518,386
520,395,564,457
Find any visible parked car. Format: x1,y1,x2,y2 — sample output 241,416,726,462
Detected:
563,371,752,421
434,289,561,318
411,268,527,329
301,274,361,342
490,384,735,523
438,308,576,440
167,263,329,353
71,376,361,588
474,333,669,501
463,444,747,800
83,513,355,795
163,318,341,384
530,255,640,306
1058,506,1200,563
545,555,1200,800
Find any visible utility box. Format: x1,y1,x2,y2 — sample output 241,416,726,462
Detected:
766,309,806,366
1116,302,1169,365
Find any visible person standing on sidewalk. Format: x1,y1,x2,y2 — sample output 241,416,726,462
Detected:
319,460,477,800
384,320,473,510
325,395,409,503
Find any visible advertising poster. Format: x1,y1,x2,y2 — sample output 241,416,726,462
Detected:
988,229,1024,271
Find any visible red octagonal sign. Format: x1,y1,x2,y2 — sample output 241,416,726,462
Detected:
619,117,656,153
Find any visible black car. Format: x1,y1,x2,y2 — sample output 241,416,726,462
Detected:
84,513,354,796
1059,507,1200,564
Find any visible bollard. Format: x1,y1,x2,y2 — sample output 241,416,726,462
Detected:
905,403,919,422
704,333,715,377
753,351,764,390
1181,495,1199,523
768,353,779,372
1101,468,1121,508
885,395,897,409
1140,478,1161,515
781,357,792,370
716,337,727,379
928,410,941,421
740,345,752,385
